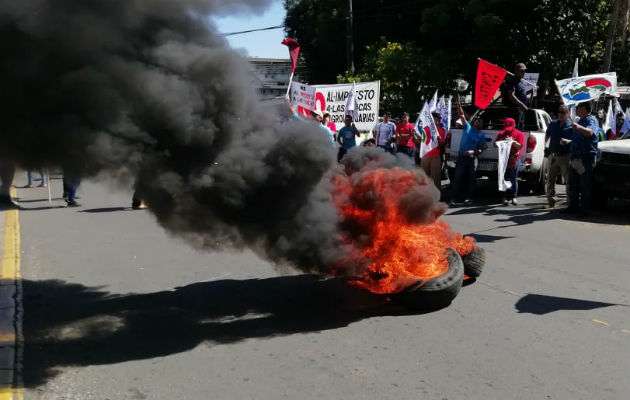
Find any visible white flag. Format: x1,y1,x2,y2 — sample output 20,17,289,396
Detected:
615,98,630,134
497,141,513,191
419,102,439,157
437,95,451,133
604,100,614,134
428,90,438,112
345,82,358,120
555,72,618,106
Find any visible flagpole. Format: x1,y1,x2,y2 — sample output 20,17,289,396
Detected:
285,71,294,96
45,166,52,205
477,58,538,88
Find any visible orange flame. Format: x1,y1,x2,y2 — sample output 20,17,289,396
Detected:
332,168,475,294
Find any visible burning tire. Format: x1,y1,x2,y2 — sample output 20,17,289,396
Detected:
461,246,485,278
390,248,464,310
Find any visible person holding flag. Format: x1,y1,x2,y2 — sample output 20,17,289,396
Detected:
420,110,446,190
494,117,524,205
501,63,530,130
450,97,486,205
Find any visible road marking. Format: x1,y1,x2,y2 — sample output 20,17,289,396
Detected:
592,319,610,326
621,330,630,334
0,187,23,400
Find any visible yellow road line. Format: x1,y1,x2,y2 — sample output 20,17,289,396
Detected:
592,319,610,326
0,187,23,399
1,204,21,280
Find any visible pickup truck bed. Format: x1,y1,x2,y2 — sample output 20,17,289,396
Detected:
445,107,552,194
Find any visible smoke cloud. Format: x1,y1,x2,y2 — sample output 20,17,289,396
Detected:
0,0,444,276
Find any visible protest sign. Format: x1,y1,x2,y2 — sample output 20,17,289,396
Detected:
290,81,316,111
522,72,540,96
311,81,380,132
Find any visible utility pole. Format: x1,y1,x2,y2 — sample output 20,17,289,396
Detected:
346,0,354,73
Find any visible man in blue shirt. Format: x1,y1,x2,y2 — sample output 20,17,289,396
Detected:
544,104,572,207
450,98,486,205
337,114,360,161
562,101,598,218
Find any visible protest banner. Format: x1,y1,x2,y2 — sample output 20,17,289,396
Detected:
290,81,316,111
310,81,380,132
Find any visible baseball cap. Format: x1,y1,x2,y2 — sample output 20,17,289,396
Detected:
502,117,516,128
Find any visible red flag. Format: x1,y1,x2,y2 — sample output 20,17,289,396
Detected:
474,59,508,109
281,38,300,73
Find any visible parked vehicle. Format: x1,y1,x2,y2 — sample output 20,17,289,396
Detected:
593,134,630,205
445,106,551,194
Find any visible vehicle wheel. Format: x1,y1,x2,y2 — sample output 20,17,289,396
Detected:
530,159,547,195
390,248,464,310
462,246,485,278
591,181,608,210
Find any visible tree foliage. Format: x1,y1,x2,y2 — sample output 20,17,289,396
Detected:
285,0,629,113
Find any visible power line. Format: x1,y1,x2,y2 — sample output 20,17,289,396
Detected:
220,25,284,37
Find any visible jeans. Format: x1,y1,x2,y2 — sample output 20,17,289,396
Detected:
337,147,347,162
452,155,476,201
63,174,81,202
0,163,15,199
27,169,47,186
396,145,414,158
504,160,520,200
511,108,525,130
568,155,595,213
378,144,395,154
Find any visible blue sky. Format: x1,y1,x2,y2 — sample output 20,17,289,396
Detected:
211,1,288,59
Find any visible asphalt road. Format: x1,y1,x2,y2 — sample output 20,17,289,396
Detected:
5,172,629,400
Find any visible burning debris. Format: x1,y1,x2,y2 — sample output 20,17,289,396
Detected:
0,1,484,305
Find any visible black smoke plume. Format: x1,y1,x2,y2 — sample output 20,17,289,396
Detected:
0,1,444,276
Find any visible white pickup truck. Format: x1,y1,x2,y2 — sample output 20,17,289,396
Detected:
445,106,552,194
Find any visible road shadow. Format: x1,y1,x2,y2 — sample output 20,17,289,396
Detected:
515,293,627,315
15,198,64,203
12,205,67,211
466,233,514,243
80,207,129,213
22,275,445,388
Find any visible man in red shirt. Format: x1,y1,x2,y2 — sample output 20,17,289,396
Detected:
395,112,416,158
420,111,446,190
494,117,524,205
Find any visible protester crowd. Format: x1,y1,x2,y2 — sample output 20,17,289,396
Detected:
305,63,629,219
1,62,628,217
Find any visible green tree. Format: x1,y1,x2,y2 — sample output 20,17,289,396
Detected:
285,0,629,103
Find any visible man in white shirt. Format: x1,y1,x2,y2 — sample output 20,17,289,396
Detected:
372,112,396,153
